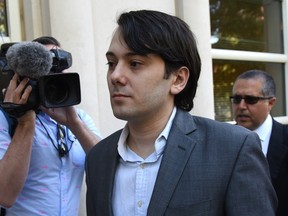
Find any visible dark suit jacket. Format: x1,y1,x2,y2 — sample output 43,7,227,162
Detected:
267,119,288,216
85,110,277,216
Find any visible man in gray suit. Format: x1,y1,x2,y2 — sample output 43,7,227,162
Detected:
85,10,277,215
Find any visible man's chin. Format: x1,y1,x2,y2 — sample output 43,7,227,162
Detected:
112,110,129,121
237,121,255,130
236,116,251,127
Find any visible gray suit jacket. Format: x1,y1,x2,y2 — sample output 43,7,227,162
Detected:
85,110,277,216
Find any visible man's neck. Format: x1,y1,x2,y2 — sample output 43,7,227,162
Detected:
126,107,176,159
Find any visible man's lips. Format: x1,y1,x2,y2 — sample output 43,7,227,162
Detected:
112,93,127,97
236,114,250,121
112,93,129,101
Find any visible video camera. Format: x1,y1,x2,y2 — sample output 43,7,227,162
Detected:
0,42,81,112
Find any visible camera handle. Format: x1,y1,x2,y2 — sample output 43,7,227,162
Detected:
0,102,36,118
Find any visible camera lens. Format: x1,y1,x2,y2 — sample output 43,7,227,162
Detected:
39,73,81,108
44,77,69,104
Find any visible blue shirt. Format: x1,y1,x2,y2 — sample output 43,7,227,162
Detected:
112,107,176,216
0,109,102,216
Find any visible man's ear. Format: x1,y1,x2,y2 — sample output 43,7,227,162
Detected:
170,66,189,95
268,97,277,111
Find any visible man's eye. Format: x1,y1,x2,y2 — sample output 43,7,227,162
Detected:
130,61,141,67
106,61,115,68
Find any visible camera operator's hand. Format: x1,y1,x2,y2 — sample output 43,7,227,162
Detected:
1,73,36,119
2,72,36,125
4,73,32,105
40,106,79,127
41,105,100,153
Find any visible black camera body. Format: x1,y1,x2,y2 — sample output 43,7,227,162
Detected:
0,42,81,109
50,48,73,73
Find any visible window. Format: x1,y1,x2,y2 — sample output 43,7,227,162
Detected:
0,0,8,37
210,0,286,121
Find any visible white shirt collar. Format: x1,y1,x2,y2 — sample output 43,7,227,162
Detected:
118,107,177,161
253,114,273,156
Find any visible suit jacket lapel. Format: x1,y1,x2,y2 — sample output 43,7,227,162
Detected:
147,110,198,215
267,120,288,179
96,130,121,215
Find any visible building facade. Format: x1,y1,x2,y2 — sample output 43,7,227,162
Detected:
2,0,288,214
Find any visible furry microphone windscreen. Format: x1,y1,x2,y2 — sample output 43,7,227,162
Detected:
6,41,53,80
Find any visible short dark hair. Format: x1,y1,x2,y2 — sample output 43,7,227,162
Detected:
32,36,61,47
117,10,201,111
236,69,276,97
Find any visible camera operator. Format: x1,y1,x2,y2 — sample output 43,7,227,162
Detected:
0,36,102,216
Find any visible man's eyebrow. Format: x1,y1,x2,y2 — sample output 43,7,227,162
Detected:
105,51,147,58
105,51,114,57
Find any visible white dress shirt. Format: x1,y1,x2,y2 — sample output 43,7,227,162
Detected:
112,108,177,216
254,114,273,156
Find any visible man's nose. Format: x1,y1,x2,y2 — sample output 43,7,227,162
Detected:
110,63,127,85
238,98,248,109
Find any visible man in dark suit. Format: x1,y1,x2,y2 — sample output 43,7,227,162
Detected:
231,69,288,216
85,10,277,216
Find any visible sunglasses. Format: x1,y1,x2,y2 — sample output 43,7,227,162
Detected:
230,95,273,105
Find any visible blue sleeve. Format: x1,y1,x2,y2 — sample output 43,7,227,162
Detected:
0,109,11,160
76,108,102,139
